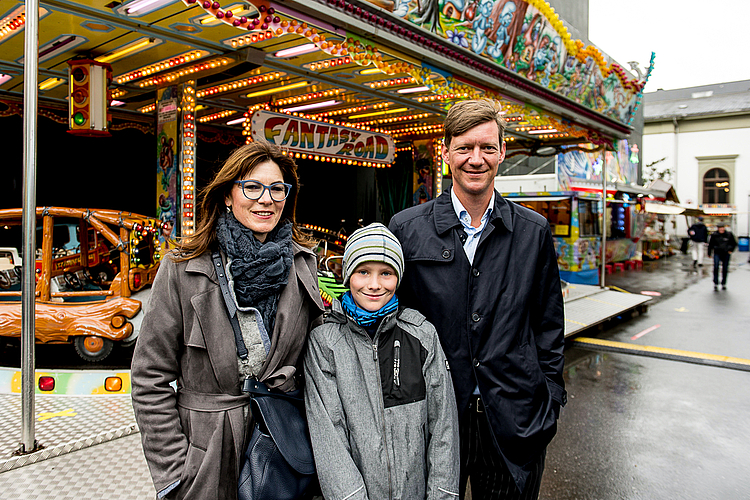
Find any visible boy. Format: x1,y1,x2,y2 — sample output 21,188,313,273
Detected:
304,223,459,500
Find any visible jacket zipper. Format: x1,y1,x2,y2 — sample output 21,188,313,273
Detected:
393,339,401,388
372,332,393,500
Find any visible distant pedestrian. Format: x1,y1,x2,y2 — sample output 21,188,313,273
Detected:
708,223,737,290
687,216,708,268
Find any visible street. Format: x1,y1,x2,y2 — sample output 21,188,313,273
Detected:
541,254,750,499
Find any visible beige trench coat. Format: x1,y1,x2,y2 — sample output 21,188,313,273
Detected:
131,242,324,500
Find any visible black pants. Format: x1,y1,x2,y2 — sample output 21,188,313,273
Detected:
459,398,546,500
713,253,730,285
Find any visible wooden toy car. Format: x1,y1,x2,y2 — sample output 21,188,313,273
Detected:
0,207,164,362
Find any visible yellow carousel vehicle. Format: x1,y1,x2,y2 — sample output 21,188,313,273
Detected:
0,207,163,362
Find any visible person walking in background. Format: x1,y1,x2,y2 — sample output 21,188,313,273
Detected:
304,223,459,500
708,222,737,291
389,99,566,500
687,216,708,268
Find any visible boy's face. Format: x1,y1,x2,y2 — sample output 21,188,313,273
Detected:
348,262,398,312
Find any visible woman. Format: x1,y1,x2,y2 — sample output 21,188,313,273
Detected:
132,141,324,500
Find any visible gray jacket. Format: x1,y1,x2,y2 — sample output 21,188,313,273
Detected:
304,300,460,500
132,243,324,500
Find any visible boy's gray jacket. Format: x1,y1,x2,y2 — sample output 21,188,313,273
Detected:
304,300,459,500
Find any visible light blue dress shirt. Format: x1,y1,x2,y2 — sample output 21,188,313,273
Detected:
451,189,495,396
450,188,495,265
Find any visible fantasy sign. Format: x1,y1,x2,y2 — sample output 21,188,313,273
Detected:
250,110,395,165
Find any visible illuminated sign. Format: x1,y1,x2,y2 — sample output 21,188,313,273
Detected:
250,110,394,165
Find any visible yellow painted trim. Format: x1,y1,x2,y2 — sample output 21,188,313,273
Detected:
574,337,750,366
565,319,588,326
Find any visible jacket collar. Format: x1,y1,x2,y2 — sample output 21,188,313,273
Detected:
434,187,513,235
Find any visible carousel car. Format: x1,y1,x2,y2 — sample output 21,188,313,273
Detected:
0,207,164,362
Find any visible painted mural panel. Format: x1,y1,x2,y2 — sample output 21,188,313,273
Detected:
557,140,639,185
412,139,435,205
372,0,652,126
156,87,179,252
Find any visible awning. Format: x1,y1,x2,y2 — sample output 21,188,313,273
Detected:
644,202,685,215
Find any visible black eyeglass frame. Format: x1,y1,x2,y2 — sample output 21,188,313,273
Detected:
234,180,293,202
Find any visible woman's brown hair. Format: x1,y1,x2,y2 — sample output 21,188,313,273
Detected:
174,141,313,261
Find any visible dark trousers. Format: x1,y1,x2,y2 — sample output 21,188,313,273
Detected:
713,253,730,285
459,398,546,500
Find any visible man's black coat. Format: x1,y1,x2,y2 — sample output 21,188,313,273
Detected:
390,189,566,492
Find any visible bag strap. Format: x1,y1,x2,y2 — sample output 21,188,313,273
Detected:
211,251,248,362
244,379,304,403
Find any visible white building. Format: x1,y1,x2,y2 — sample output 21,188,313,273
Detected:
643,80,750,238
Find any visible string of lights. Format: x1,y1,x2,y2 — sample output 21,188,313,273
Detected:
196,71,284,98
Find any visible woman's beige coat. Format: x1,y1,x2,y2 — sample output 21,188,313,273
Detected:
132,242,324,499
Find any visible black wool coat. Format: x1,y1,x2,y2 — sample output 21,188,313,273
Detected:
389,189,566,492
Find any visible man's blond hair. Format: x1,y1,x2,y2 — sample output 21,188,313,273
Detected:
443,99,506,148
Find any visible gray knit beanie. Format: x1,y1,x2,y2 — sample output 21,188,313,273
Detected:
342,223,405,288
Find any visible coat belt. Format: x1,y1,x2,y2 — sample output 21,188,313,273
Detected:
177,388,249,412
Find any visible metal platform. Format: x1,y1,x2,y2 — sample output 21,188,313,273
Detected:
0,433,154,500
563,283,652,337
0,388,153,499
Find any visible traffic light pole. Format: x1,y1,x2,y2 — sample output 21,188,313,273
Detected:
20,0,40,454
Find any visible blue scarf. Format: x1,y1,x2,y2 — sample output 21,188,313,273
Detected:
341,291,399,327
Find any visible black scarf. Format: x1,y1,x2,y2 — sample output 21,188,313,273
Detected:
216,211,293,335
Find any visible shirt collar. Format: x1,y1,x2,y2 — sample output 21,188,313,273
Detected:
450,188,494,230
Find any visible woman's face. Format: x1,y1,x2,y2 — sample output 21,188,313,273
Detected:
225,160,287,242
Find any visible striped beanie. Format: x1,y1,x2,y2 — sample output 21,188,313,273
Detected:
342,223,404,288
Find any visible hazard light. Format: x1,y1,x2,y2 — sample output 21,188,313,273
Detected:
105,376,122,392
38,376,55,392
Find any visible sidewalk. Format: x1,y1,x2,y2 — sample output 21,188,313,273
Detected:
599,252,750,358
604,251,745,305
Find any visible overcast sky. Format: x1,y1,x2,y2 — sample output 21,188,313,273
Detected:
588,0,750,92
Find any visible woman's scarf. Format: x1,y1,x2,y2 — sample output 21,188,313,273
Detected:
216,211,293,334
341,291,398,327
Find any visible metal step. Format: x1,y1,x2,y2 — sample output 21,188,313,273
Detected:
563,284,651,337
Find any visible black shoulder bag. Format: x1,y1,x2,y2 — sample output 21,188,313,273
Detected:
211,251,316,500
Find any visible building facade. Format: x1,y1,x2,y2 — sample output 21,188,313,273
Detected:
643,80,750,238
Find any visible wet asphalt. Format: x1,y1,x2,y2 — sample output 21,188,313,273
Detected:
540,252,750,499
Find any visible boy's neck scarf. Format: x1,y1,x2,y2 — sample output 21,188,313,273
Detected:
341,291,398,327
216,211,293,334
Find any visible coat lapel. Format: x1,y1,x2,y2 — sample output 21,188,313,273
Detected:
187,253,242,393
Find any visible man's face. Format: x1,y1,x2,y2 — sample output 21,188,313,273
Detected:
443,120,505,200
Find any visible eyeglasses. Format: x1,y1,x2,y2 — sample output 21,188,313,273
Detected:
234,180,292,202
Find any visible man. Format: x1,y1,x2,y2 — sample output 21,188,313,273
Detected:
687,216,708,268
708,223,737,290
389,100,566,500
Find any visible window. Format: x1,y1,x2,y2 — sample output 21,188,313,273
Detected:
515,197,572,236
703,168,730,204
697,155,736,206
578,198,600,237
